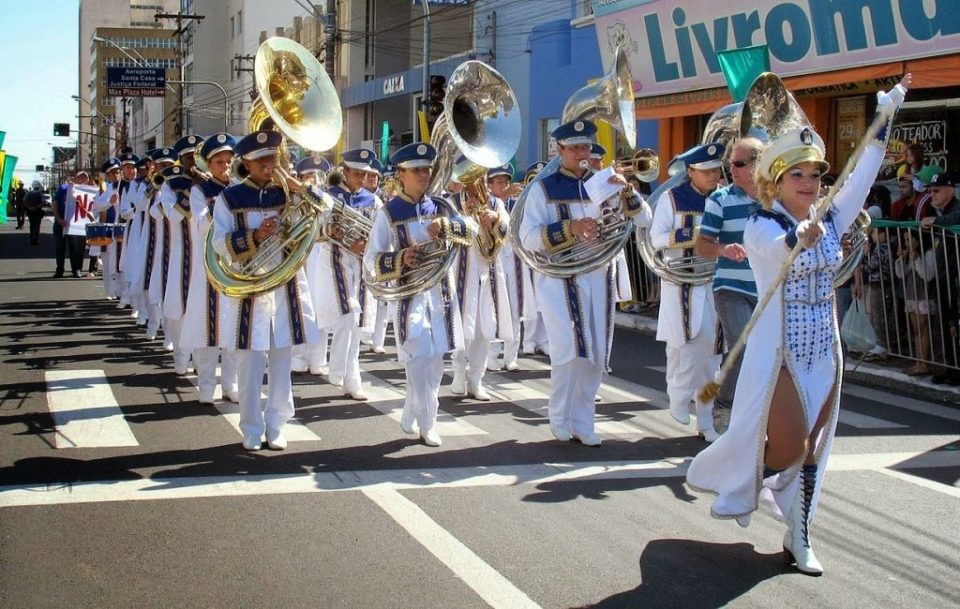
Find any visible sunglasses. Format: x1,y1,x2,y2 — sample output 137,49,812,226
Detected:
730,158,756,168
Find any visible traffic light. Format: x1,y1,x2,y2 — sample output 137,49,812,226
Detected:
53,123,70,137
35,164,45,172
427,75,446,119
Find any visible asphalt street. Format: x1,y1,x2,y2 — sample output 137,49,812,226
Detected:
0,219,957,609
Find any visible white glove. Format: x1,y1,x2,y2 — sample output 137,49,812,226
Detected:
876,84,907,116
795,219,824,249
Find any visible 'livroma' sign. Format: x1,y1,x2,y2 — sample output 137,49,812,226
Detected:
593,0,959,97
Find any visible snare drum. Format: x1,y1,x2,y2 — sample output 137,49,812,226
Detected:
85,223,113,247
112,223,126,243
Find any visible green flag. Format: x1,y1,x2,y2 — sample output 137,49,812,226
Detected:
0,153,17,224
381,121,390,162
0,131,6,149
717,45,770,103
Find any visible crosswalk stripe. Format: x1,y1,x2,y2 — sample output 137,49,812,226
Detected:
3,450,958,508
45,370,139,448
364,487,542,609
838,410,908,429
843,384,960,423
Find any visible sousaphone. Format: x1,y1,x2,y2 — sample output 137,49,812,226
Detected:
204,37,342,298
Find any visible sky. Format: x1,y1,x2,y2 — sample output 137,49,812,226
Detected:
0,0,80,186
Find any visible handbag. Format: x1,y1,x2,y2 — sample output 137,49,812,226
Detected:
841,297,878,353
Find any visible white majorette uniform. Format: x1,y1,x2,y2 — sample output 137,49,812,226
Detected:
517,162,551,355
321,148,383,398
210,129,320,451
158,166,195,374
451,191,512,399
363,142,474,447
119,164,149,320
688,83,906,575
649,143,724,440
92,157,124,300
518,120,649,446
500,194,537,367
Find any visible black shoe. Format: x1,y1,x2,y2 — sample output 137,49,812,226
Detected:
931,374,948,385
52,272,64,278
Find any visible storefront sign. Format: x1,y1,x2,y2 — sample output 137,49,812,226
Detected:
383,74,405,96
593,0,960,97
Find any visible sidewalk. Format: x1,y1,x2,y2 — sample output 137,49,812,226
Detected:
614,311,960,405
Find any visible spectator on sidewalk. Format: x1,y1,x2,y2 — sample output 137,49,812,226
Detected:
12,182,26,229
23,182,45,246
895,230,937,376
890,172,928,221
863,226,894,358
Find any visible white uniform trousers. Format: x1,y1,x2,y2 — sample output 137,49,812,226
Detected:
236,346,294,438
402,333,446,433
143,296,162,334
163,316,190,369
292,330,329,373
453,337,491,387
329,314,362,393
192,347,239,399
372,302,389,350
522,312,550,353
665,334,720,432
550,358,603,438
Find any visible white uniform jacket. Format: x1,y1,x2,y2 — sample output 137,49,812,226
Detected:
453,193,513,343
161,181,195,319
649,180,716,348
518,168,648,368
211,178,319,351
363,192,474,363
316,184,382,331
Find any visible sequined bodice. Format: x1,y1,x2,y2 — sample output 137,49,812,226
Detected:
783,219,842,372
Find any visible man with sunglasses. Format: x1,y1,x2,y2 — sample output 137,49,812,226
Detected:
695,138,763,434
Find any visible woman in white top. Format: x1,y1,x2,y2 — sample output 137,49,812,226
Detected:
687,75,910,576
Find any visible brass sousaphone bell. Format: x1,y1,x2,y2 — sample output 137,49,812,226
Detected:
204,37,343,298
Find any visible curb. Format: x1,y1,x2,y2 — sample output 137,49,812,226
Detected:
614,311,960,405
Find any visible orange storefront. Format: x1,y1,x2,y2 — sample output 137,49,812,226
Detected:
645,54,960,180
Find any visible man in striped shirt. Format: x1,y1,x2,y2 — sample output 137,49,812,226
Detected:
695,137,762,434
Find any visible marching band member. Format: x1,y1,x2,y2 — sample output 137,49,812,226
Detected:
363,142,474,447
92,157,123,301
486,163,522,371
180,133,240,404
292,156,335,375
321,148,382,400
450,165,512,400
119,155,151,324
518,121,648,446
211,130,320,451
650,143,724,443
113,152,139,311
518,161,550,356
687,76,910,575
160,135,204,373
146,148,177,341
368,163,397,355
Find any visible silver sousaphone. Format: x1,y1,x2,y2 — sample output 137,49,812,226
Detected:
508,45,637,278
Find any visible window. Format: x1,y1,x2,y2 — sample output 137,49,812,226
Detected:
237,10,242,34
230,16,235,40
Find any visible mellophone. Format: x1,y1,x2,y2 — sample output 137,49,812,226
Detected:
85,223,126,247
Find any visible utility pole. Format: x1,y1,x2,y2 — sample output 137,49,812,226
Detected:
324,0,336,78
154,10,205,138
420,0,431,142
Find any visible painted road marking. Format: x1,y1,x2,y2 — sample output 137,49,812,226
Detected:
45,370,139,448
